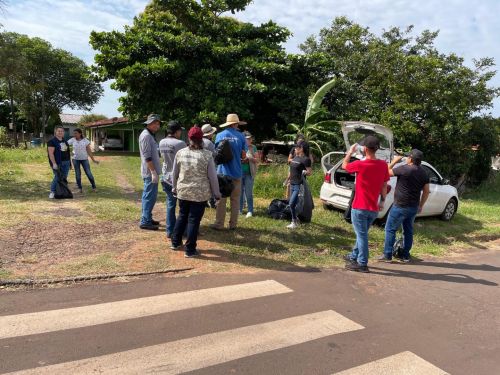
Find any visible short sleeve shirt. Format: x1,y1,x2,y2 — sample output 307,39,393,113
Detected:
159,136,187,184
345,159,390,212
67,137,90,160
47,137,71,165
215,128,248,179
289,156,311,185
393,164,430,207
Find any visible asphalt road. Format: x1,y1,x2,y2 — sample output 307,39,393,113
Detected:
1,247,499,374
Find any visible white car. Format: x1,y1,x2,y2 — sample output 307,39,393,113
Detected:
319,121,459,221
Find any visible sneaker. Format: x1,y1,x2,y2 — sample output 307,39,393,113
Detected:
209,224,224,231
139,224,159,231
92,188,97,193
400,256,411,263
286,221,298,229
345,262,370,273
184,251,200,258
151,219,160,226
170,244,182,250
343,254,356,264
246,212,253,218
49,192,55,199
376,255,393,263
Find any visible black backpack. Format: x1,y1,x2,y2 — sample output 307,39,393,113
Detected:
217,174,234,198
214,139,233,165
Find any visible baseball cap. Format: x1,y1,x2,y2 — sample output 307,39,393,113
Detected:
144,114,161,125
359,135,380,150
409,149,424,164
188,126,204,141
167,120,184,134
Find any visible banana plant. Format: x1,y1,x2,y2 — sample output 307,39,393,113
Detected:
285,77,340,156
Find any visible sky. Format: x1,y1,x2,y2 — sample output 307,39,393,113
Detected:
2,0,499,117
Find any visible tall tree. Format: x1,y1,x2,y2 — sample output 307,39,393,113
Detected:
90,0,310,137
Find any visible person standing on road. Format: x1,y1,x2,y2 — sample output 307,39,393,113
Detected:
239,131,258,218
171,127,221,257
343,136,389,272
47,126,71,199
67,128,99,194
379,149,430,263
210,113,248,231
285,141,312,229
159,120,186,238
139,114,162,230
201,124,217,157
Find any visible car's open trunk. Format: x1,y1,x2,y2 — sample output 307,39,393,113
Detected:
335,168,355,189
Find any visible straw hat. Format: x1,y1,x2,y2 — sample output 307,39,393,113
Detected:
220,113,247,128
201,124,217,136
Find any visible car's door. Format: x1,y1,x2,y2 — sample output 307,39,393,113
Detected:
421,164,447,215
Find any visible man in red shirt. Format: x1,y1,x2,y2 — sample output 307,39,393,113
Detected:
342,136,389,272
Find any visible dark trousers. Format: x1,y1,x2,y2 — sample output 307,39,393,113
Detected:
172,199,206,254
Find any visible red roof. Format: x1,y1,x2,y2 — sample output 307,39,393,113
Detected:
83,117,129,128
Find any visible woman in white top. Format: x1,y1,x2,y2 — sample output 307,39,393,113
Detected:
67,128,99,193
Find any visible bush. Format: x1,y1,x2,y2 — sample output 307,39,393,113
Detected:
0,127,14,148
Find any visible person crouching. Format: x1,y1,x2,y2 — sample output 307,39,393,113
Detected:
171,127,221,257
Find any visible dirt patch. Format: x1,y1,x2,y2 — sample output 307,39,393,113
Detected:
38,206,88,218
116,173,138,199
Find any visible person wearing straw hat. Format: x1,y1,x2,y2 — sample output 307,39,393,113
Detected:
139,114,162,230
201,123,217,157
171,127,220,257
240,131,258,218
210,113,248,230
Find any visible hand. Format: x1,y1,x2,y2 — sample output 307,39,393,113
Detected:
379,201,385,211
348,143,358,154
151,171,159,184
52,163,58,170
418,206,423,214
93,159,100,165
302,170,307,176
393,155,403,163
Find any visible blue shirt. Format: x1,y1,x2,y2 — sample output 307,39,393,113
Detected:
215,127,248,179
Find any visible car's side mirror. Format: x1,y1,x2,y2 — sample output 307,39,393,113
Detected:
442,179,450,185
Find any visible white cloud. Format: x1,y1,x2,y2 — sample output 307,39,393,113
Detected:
2,0,499,116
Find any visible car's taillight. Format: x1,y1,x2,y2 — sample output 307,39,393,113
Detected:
324,172,332,183
387,185,392,193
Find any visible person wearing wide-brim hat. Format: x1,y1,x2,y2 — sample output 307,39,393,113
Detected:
201,123,217,157
210,114,248,230
240,131,258,218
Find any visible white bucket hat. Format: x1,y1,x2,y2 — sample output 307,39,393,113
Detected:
220,113,247,128
201,124,217,136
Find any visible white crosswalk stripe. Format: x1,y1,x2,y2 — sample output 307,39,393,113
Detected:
0,280,292,339
333,351,449,375
6,310,364,375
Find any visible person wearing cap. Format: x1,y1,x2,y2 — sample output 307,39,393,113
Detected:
159,120,187,238
139,114,162,230
211,113,248,230
379,149,430,263
342,135,389,272
285,140,312,229
171,127,221,257
240,131,258,218
201,124,217,157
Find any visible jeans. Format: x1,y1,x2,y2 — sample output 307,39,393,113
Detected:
349,209,379,266
140,177,158,225
383,205,419,259
239,173,254,214
173,199,206,255
289,184,301,221
73,159,96,189
50,160,71,192
162,182,177,236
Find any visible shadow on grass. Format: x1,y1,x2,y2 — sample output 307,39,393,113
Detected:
369,266,498,286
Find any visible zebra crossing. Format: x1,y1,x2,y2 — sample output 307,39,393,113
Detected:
1,279,449,374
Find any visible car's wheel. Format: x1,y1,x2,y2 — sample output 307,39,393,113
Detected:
323,203,334,211
440,198,457,221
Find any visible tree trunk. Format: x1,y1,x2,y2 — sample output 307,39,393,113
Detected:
8,78,18,147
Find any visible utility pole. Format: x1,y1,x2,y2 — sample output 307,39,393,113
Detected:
7,77,18,147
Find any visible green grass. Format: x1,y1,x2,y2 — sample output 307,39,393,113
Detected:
0,148,498,277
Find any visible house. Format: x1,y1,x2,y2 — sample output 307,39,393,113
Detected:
83,117,167,152
59,113,83,140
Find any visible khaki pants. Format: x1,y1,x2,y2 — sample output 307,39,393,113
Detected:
215,178,241,229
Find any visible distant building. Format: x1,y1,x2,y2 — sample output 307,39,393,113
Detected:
59,113,83,140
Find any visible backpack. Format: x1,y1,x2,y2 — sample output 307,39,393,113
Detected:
267,199,292,220
214,139,233,165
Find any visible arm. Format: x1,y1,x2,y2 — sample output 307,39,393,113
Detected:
207,159,221,199
171,156,180,194
418,184,430,213
379,181,388,211
48,147,57,169
86,144,99,164
141,137,159,183
388,155,403,176
342,144,358,170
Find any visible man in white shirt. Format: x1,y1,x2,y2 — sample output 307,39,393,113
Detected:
67,128,99,193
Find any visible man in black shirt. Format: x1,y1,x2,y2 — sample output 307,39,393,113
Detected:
379,149,430,262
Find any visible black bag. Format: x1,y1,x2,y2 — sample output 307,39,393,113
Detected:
343,185,355,223
218,174,234,198
214,139,233,165
393,236,404,258
267,199,292,220
298,177,314,223
54,170,73,199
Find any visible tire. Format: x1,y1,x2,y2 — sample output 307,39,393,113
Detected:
440,198,457,221
323,203,334,211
